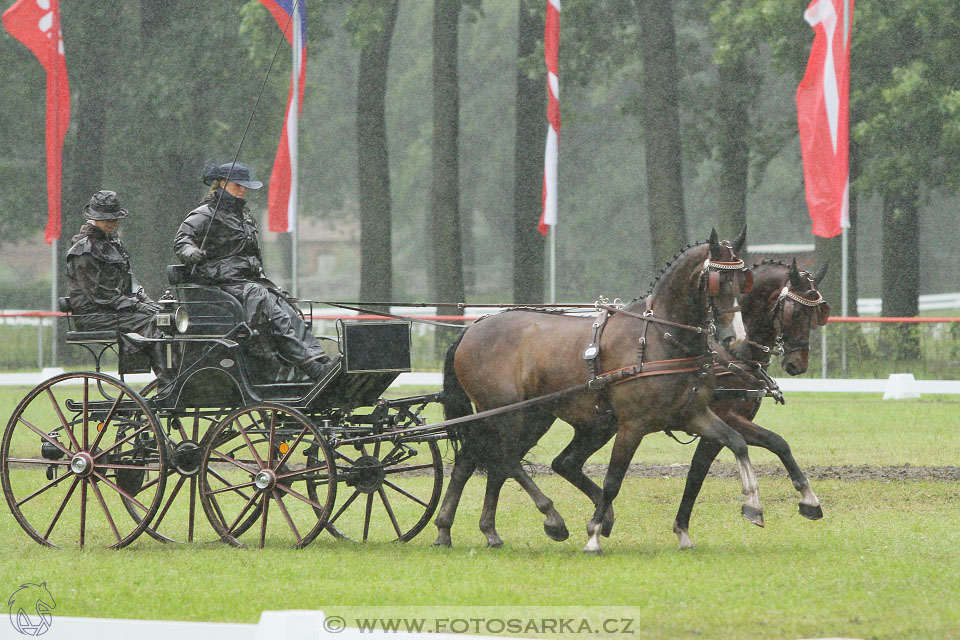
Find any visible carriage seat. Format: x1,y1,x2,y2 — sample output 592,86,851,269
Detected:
58,297,120,343
166,264,191,285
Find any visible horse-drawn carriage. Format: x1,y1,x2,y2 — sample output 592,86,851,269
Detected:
2,231,830,553
1,265,445,549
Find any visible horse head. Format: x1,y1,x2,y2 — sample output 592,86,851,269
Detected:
704,226,749,352
647,226,749,353
749,258,829,375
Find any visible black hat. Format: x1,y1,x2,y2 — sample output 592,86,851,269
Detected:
82,190,128,220
202,162,263,189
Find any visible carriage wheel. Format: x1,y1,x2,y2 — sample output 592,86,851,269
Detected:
117,406,227,543
320,437,443,543
198,403,336,549
0,372,166,549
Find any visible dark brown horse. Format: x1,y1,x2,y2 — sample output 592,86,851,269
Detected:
435,229,760,553
671,258,829,548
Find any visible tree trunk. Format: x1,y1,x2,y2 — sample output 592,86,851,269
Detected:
358,0,400,305
431,0,465,357
716,50,749,240
512,0,547,304
879,186,920,360
636,0,687,268
57,1,121,364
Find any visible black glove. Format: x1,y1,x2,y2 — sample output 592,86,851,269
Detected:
180,245,206,265
135,301,162,315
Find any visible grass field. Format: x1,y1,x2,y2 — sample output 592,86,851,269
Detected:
1,386,959,639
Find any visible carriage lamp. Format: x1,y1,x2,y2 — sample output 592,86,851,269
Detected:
40,434,65,461
155,305,190,334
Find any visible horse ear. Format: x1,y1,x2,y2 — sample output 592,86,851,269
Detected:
813,260,829,285
788,258,802,287
732,225,747,254
709,228,721,258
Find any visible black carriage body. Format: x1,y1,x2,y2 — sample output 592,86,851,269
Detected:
159,284,411,412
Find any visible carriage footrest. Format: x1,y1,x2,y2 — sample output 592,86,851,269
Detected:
712,388,767,401
66,330,119,343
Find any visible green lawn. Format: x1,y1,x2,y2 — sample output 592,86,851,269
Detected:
1,386,959,639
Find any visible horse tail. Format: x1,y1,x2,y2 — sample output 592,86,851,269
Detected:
441,328,473,423
440,328,495,471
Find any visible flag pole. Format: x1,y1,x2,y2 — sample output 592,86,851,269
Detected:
841,226,848,372
290,0,301,298
50,239,58,366
549,226,556,304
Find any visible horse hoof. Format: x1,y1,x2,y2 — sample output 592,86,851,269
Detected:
486,540,504,549
799,503,824,520
582,547,603,556
431,538,452,548
544,523,569,542
741,504,765,528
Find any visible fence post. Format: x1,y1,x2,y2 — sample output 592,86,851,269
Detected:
821,324,828,378
38,321,44,369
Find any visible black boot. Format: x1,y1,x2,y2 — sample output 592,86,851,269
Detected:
300,353,342,382
150,343,177,394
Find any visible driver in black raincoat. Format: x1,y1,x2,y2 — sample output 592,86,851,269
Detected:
173,162,338,382
65,190,172,385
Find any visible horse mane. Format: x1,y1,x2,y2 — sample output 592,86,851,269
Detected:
641,240,708,300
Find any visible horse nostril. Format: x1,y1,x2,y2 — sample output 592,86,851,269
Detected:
784,362,798,376
722,336,735,349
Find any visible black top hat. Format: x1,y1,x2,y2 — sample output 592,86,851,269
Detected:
202,162,263,189
82,190,128,220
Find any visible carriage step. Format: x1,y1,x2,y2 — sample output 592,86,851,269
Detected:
66,330,119,343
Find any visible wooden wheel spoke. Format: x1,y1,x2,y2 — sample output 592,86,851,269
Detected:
79,480,88,548
378,487,403,538
207,479,257,496
93,426,148,461
89,478,122,543
226,490,262,534
17,416,73,458
383,463,436,475
6,458,70,467
46,388,81,451
188,476,198,543
259,493,270,549
276,465,332,482
92,471,149,513
154,474,188,530
275,427,309,470
363,493,374,542
208,468,254,502
209,448,258,475
382,479,429,508
271,491,302,542
274,482,328,511
15,470,73,508
328,489,361,525
82,379,89,449
43,476,79,539
267,410,277,469
89,392,128,453
232,418,265,468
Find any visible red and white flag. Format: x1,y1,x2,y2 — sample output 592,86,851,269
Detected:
796,0,853,238
3,0,70,244
539,0,561,236
258,0,306,233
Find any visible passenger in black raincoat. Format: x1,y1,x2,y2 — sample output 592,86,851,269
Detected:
173,162,338,382
65,190,171,384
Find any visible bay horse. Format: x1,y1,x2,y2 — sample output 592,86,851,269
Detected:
435,229,760,553
672,258,829,548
